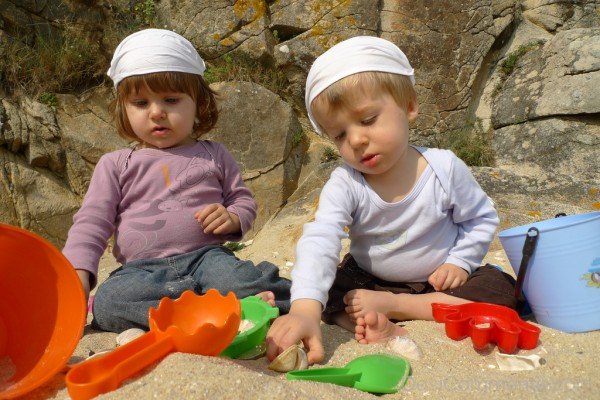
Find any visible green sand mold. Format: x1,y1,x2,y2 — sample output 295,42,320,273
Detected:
221,296,279,359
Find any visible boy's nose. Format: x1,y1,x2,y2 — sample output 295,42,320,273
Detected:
347,129,368,148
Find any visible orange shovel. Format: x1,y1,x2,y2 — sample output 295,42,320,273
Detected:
66,289,241,400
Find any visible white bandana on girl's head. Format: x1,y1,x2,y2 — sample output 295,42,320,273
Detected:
107,29,205,89
304,36,415,134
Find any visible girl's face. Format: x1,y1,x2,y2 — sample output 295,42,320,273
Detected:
124,85,197,149
312,87,418,181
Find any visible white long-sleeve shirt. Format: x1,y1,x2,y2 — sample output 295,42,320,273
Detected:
290,147,499,307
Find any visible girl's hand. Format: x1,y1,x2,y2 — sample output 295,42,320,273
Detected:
428,263,468,291
195,204,241,235
266,299,324,364
76,270,91,323
76,270,91,300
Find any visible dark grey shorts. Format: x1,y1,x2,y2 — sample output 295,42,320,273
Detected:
323,254,517,321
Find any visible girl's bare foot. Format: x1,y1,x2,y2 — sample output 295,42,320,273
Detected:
256,291,276,307
355,311,408,344
343,289,400,321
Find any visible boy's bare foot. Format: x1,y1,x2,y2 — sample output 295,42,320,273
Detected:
355,311,407,344
256,291,276,307
343,289,399,321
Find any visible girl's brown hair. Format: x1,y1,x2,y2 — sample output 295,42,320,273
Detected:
110,71,218,141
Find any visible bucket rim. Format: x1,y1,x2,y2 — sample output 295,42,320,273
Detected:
498,211,600,239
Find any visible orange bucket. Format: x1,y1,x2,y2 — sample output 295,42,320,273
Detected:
0,223,85,399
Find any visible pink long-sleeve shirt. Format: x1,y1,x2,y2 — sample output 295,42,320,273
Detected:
63,140,257,288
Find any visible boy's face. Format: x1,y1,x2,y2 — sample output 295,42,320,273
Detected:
124,85,197,149
312,87,418,179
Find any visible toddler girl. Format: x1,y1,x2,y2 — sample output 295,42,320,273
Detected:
63,29,291,333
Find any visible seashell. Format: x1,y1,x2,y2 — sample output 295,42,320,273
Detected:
238,319,255,333
386,335,423,360
268,344,308,372
495,352,545,371
85,349,113,361
116,328,146,346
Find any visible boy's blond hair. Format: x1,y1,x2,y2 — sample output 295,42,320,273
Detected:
111,71,218,142
312,71,416,121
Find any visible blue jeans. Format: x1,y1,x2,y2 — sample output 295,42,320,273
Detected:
92,245,291,332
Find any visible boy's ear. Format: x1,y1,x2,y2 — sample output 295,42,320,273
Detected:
407,100,419,122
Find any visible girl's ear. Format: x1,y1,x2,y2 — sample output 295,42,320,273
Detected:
407,100,419,122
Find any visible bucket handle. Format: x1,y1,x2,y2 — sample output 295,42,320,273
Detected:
515,227,539,305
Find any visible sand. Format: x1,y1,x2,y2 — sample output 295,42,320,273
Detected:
13,247,600,400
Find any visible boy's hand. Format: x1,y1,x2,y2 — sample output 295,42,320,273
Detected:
266,299,324,364
195,204,241,235
428,263,468,291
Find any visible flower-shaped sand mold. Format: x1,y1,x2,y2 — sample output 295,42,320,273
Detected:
148,290,241,355
66,289,241,400
432,302,540,354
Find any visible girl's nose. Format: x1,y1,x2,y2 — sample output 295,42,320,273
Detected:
150,103,166,119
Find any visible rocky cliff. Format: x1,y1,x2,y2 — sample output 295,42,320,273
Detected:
0,0,598,253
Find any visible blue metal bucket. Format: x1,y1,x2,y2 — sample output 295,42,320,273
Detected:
498,211,600,332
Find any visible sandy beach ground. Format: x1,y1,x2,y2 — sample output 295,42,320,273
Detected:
14,243,599,400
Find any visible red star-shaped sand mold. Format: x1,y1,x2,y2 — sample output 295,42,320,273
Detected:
432,302,540,353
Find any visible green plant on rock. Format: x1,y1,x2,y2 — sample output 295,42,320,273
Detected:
38,92,58,107
492,40,545,98
132,0,157,27
224,242,246,252
491,81,503,98
203,53,290,101
0,23,105,95
500,40,544,76
321,146,340,163
438,118,494,167
292,129,305,147
102,0,161,61
0,0,165,96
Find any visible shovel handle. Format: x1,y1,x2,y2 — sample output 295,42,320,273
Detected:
66,330,174,400
515,227,539,303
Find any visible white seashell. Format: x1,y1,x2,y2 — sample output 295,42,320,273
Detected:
495,352,545,371
116,328,146,346
268,344,308,372
85,349,113,361
386,335,423,360
238,319,255,333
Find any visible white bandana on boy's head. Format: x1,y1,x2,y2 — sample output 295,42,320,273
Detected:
305,36,415,134
107,29,206,89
